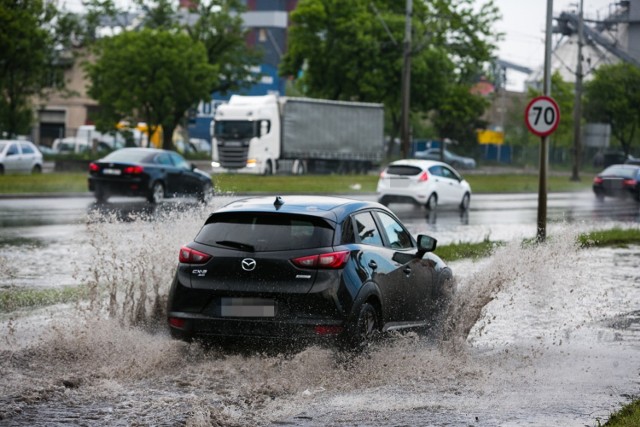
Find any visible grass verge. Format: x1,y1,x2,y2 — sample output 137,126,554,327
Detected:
0,286,86,312
0,172,594,195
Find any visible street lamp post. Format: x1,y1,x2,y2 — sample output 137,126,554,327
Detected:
400,0,412,159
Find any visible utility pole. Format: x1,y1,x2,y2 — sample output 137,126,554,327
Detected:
571,0,584,182
400,0,412,159
538,0,554,243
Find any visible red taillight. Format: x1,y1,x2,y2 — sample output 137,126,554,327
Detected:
623,179,637,187
593,176,603,184
291,251,350,269
168,317,186,328
178,246,211,264
89,162,100,172
124,165,144,175
418,171,429,182
314,325,344,335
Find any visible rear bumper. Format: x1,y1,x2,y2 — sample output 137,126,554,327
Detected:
88,176,149,197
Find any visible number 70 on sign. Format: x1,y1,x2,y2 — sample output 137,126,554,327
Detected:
524,96,560,137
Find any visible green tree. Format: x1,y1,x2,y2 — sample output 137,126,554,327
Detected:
0,0,78,137
584,62,640,157
85,29,215,150
280,0,500,147
185,0,262,95
432,84,489,152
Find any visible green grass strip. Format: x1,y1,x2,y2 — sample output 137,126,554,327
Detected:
0,286,86,312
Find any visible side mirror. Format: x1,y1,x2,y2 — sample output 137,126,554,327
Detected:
416,234,437,257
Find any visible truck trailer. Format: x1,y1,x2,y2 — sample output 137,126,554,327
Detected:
210,95,384,175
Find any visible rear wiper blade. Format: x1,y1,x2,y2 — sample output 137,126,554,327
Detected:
215,240,255,252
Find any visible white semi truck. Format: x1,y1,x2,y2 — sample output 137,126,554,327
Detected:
210,94,384,175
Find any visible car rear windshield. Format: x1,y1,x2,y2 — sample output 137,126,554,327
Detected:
102,150,155,163
386,165,423,176
601,165,639,179
195,213,334,252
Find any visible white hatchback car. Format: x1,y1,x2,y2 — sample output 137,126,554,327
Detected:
0,140,44,174
377,159,472,210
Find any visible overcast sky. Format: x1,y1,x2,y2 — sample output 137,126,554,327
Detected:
489,0,619,90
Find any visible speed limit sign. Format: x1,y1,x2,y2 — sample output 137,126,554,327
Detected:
525,96,560,137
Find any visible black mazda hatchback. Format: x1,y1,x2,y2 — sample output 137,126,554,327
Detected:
167,195,454,349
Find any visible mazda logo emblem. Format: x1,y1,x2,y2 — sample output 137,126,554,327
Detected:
241,258,256,271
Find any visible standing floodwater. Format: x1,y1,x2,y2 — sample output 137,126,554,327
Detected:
1,205,639,426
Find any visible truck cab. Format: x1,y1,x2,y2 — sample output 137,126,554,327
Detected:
211,94,281,175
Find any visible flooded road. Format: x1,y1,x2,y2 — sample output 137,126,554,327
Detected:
1,194,640,426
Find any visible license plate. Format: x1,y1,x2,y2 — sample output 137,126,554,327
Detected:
102,168,121,176
390,178,410,188
220,298,275,317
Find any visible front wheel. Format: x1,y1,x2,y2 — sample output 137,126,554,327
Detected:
263,160,273,176
148,181,164,204
198,182,214,204
31,164,42,174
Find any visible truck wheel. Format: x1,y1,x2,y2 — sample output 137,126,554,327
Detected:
263,160,273,176
293,160,305,175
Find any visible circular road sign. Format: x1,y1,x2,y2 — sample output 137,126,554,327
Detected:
524,96,560,137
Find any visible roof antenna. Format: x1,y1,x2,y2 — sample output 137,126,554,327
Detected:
274,196,284,210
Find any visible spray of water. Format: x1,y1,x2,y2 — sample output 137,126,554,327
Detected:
2,214,638,425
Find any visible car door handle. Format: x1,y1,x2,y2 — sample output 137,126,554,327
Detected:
368,260,378,269
403,266,412,275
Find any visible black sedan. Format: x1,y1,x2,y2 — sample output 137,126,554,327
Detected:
88,148,214,203
593,164,640,201
167,195,454,350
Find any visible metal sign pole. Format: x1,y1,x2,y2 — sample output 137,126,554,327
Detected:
538,0,554,243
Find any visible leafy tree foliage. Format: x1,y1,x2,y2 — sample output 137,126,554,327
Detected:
280,0,500,149
584,62,640,157
432,84,489,152
184,0,262,95
85,29,215,150
0,0,79,137
82,0,259,146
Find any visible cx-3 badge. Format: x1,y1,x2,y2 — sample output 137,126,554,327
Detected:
241,258,256,271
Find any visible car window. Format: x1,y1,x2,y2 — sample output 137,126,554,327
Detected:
376,212,413,249
341,217,356,244
441,166,459,181
196,213,334,251
353,212,383,247
6,143,19,156
156,153,173,166
386,165,422,176
169,152,190,170
20,143,35,155
428,165,444,177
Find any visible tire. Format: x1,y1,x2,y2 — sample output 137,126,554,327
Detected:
31,164,42,174
198,182,214,204
94,185,109,203
459,192,470,211
594,191,605,202
345,302,380,351
148,181,164,204
293,160,305,175
378,196,389,207
263,160,273,176
425,193,438,210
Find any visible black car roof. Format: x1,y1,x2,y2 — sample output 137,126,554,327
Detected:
212,195,385,223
